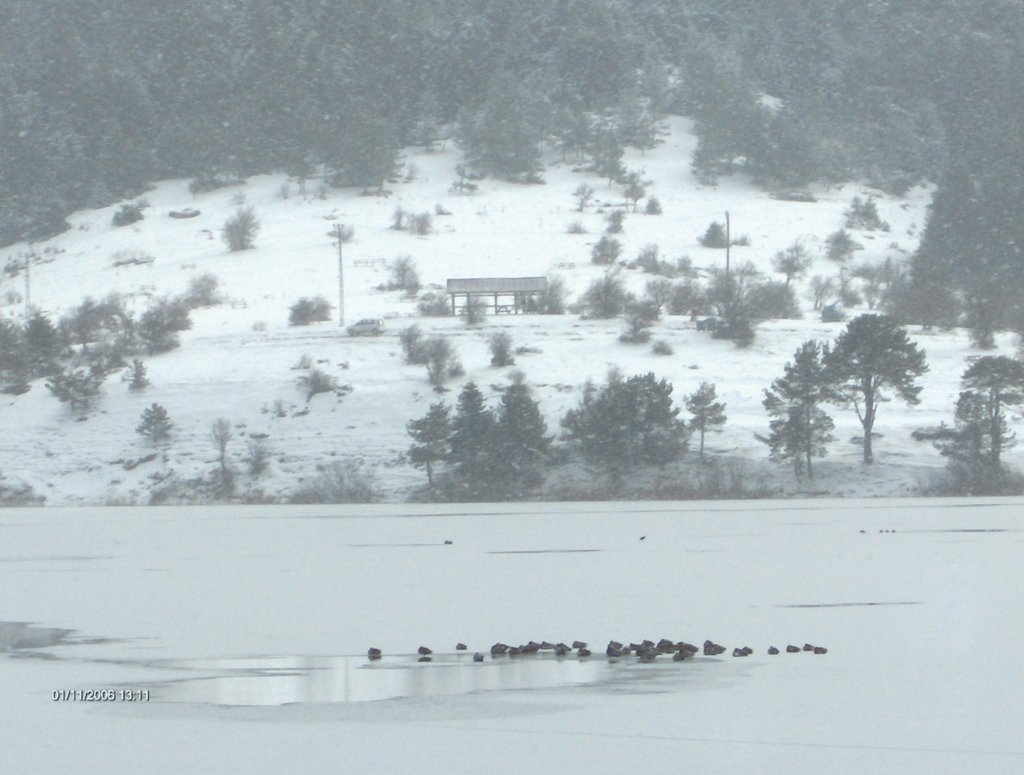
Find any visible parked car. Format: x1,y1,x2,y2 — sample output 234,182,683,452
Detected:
696,316,719,332
347,318,384,336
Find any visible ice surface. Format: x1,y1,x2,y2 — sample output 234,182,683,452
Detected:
2,499,1023,773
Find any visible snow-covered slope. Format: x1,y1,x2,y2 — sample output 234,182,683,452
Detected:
0,118,1012,505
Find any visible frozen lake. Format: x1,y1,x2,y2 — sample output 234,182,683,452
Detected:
2,499,1023,774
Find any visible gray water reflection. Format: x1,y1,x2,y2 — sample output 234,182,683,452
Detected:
155,653,624,706
0,621,73,651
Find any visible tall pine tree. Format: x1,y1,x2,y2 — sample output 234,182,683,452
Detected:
824,315,927,464
685,382,726,460
407,402,452,493
562,370,687,482
759,341,834,479
448,382,501,499
495,374,550,497
958,356,1024,470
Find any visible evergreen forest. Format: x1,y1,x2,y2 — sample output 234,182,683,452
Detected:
1,0,1022,342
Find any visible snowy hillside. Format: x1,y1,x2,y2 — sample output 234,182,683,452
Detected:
0,117,1013,505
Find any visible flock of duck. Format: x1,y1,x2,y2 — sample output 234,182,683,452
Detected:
366,639,828,663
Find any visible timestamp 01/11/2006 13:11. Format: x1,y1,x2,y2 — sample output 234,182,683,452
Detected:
52,689,151,702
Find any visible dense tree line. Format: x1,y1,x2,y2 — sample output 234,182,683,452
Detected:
406,315,1024,499
3,1,1021,358
3,1,1020,278
0,291,196,407
408,377,550,500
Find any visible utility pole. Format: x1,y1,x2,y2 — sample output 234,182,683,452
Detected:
724,211,731,313
24,245,32,316
724,211,731,282
331,224,354,326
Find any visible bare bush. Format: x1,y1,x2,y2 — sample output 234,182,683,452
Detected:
184,274,222,308
222,207,260,251
289,296,332,326
289,460,378,503
387,256,420,293
489,332,515,366
573,183,594,211
464,297,487,325
807,275,835,310
605,210,625,234
112,200,148,227
410,212,433,235
297,368,338,401
399,325,427,364
539,275,567,314
422,336,460,388
591,236,622,265
417,292,451,317
644,278,675,312
581,272,629,318
210,418,234,494
247,438,270,477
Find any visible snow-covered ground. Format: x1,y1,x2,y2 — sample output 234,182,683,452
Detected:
3,499,1023,773
0,117,1016,504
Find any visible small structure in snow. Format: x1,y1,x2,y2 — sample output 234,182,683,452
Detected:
446,276,546,315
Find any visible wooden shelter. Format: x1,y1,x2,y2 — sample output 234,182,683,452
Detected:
446,277,547,315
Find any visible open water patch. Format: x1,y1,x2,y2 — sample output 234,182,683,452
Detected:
0,621,74,651
141,652,722,707
149,653,615,706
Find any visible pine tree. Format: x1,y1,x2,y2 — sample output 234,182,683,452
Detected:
936,391,1002,494
825,315,927,464
125,359,149,391
24,312,62,377
759,341,834,478
495,374,550,497
958,356,1024,469
448,383,501,499
456,73,545,181
136,403,173,444
685,382,727,460
562,370,687,480
326,107,401,191
620,170,647,212
46,366,103,413
0,319,28,388
407,402,452,491
826,229,857,262
139,298,192,355
587,125,626,185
